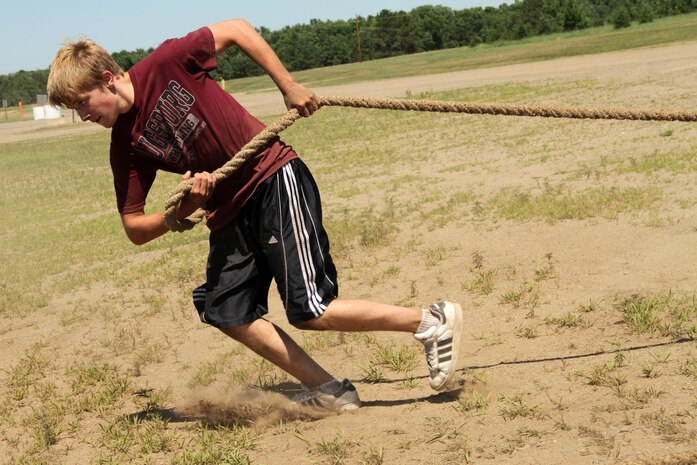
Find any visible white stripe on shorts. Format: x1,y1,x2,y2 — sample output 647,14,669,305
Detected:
281,164,327,317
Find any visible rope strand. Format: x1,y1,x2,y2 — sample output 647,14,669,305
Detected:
163,96,697,231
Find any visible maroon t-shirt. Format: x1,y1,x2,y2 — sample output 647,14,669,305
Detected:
110,27,297,231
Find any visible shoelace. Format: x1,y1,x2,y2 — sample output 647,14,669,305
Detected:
424,342,438,371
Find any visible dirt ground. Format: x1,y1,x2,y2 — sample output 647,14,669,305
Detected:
1,41,696,465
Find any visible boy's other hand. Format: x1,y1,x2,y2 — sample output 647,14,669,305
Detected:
177,171,216,220
283,83,320,117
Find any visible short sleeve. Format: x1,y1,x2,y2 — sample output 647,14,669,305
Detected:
157,27,217,74
110,147,157,214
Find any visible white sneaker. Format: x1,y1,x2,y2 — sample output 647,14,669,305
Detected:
293,379,361,412
414,301,463,391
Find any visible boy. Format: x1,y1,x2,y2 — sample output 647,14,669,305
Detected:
47,18,463,411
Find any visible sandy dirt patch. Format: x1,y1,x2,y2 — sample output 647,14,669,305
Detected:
1,40,696,465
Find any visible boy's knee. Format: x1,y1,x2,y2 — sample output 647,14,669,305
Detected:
219,323,252,341
292,317,328,331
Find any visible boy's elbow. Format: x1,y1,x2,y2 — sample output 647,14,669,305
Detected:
127,232,148,246
124,227,147,246
209,18,256,52
121,213,150,246
231,18,251,25
226,18,253,30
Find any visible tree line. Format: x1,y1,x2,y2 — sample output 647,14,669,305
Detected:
2,0,696,106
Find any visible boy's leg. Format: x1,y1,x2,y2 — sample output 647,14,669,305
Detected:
255,159,463,391
195,282,360,410
190,166,362,411
298,298,463,392
294,299,421,332
219,318,361,411
196,203,345,394
219,318,334,387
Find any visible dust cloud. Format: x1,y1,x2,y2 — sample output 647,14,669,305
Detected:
177,387,330,430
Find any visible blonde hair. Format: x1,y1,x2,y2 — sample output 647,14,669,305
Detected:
47,37,124,107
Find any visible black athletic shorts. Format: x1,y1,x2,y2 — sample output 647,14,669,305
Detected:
192,158,338,328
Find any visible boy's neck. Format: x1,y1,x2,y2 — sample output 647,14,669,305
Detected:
114,72,135,115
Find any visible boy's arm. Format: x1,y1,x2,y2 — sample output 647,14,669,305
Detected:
121,171,215,245
207,19,319,116
121,20,306,245
121,211,169,245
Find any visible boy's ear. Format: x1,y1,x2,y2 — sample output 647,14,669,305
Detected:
101,70,115,89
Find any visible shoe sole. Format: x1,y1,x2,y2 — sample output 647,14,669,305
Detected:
298,399,362,412
339,401,361,412
433,302,463,391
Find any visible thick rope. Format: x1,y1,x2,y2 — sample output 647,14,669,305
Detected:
163,110,303,231
163,96,697,231
322,96,697,122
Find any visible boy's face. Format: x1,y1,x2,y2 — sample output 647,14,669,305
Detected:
72,83,119,128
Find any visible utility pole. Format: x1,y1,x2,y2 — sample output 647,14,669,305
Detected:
355,16,363,63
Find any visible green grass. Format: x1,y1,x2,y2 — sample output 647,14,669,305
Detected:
227,13,697,93
499,282,541,314
534,253,556,282
325,204,397,257
616,148,697,174
464,269,497,295
172,425,256,465
497,394,546,421
312,432,358,465
544,312,591,329
0,133,210,317
575,360,628,397
514,325,539,339
639,409,697,444
455,391,490,414
615,292,697,338
420,190,477,230
491,185,663,223
678,358,697,379
361,342,419,384
372,343,419,373
573,146,697,178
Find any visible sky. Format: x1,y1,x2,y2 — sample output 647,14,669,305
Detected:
1,0,504,75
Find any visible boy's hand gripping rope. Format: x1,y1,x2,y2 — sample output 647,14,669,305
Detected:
163,109,302,231
163,96,697,232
